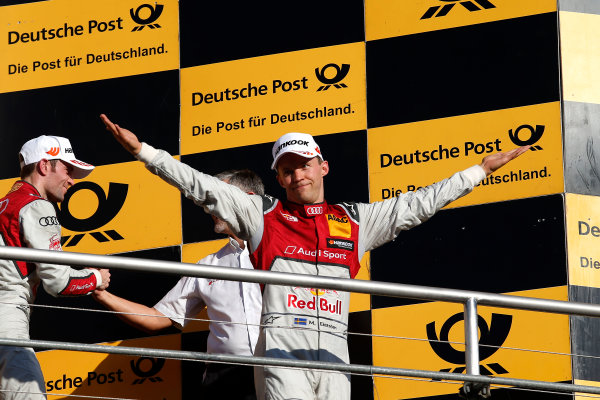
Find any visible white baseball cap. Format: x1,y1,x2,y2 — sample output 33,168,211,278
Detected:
271,132,324,170
19,135,95,179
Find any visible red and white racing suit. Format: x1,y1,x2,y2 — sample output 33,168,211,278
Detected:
137,143,486,400
0,181,102,400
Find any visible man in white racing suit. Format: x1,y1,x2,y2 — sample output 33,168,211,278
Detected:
0,135,110,400
100,114,528,400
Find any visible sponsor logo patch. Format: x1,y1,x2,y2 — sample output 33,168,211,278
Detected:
305,205,323,216
49,234,61,250
39,216,60,227
46,147,60,156
0,199,8,215
280,212,298,222
294,317,307,326
327,238,354,251
287,293,343,315
327,213,351,238
263,315,281,325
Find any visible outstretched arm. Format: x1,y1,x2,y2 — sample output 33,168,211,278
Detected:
92,290,173,333
100,114,142,156
480,145,530,176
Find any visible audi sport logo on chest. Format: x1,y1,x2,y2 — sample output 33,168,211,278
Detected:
305,205,323,215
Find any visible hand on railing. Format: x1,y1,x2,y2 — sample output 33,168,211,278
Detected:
93,268,111,290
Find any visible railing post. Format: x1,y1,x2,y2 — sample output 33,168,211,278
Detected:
464,297,479,375
460,297,490,399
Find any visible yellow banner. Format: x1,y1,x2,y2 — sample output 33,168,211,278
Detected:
566,193,600,288
182,239,229,264
0,178,15,198
368,102,563,207
560,11,600,105
365,0,556,41
372,286,570,399
38,335,181,399
575,379,600,400
59,160,181,254
180,42,366,155
1,0,179,93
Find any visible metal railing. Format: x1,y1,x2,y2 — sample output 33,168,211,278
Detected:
0,245,599,398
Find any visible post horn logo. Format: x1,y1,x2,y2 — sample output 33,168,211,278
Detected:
57,182,128,247
508,124,545,151
130,4,164,32
315,63,350,91
421,0,496,20
426,312,512,375
130,357,165,384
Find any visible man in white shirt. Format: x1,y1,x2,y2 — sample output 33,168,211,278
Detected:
93,169,263,399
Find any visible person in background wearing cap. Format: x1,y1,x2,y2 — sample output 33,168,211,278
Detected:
0,136,110,400
100,114,528,400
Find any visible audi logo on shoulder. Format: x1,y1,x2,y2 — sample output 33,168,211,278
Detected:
39,216,60,227
306,206,323,215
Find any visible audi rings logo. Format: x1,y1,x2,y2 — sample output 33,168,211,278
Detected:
130,3,164,32
427,312,512,375
306,206,323,215
38,216,60,227
315,63,350,91
130,357,165,384
57,182,128,247
508,124,545,151
421,0,496,20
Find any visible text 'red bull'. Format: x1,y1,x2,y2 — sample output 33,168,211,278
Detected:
287,294,342,315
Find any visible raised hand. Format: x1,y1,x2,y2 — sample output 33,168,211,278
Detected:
480,146,530,176
100,114,142,155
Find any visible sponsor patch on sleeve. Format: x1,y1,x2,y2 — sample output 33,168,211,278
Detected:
49,234,62,251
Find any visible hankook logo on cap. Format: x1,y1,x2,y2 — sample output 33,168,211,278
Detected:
275,139,310,155
46,147,60,157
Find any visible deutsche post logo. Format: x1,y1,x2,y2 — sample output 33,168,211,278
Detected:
508,124,545,151
57,182,128,247
315,63,350,91
421,0,496,20
130,357,165,384
130,4,164,32
426,312,512,375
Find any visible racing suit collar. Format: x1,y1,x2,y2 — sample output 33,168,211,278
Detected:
284,200,327,218
8,181,43,198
